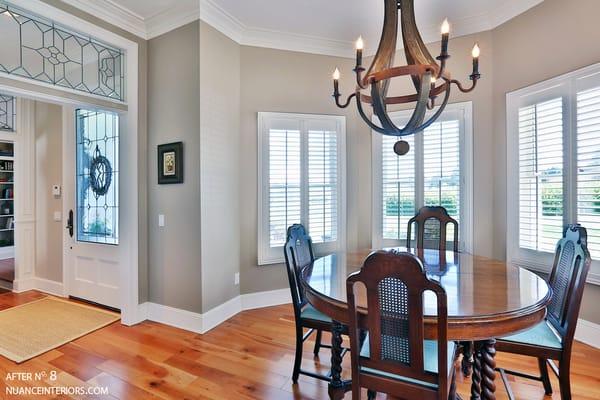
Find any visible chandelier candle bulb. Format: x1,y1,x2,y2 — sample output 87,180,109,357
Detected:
440,18,450,56
332,68,340,96
355,36,364,67
471,43,480,78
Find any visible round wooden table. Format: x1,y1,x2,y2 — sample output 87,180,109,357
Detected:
300,248,551,400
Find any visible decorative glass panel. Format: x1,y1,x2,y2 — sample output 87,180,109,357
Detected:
0,2,125,101
76,109,119,244
0,93,15,131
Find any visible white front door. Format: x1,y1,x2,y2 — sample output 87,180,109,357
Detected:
63,106,122,309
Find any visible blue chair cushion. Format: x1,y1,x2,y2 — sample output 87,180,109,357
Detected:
300,304,332,323
500,320,562,350
359,334,456,388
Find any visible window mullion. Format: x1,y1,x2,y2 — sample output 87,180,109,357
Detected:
415,129,425,210
566,81,578,225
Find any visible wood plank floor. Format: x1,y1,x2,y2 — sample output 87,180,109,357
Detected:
0,291,598,399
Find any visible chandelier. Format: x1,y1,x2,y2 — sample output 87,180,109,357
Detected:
332,0,481,155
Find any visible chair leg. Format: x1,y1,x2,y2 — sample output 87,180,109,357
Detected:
559,361,572,400
367,389,377,399
292,326,303,384
461,341,473,376
313,329,322,356
538,358,552,395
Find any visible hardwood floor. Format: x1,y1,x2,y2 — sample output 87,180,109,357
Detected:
0,291,598,399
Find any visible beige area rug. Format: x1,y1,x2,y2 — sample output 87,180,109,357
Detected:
0,297,119,363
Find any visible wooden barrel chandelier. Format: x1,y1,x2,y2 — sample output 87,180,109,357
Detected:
332,0,481,155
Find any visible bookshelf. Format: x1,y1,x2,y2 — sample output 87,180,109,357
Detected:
0,142,14,259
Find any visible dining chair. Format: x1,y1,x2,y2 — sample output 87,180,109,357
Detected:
284,224,347,383
407,206,459,252
346,250,458,400
407,206,471,376
495,224,592,400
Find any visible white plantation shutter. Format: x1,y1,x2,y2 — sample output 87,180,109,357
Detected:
308,127,338,243
577,86,600,259
423,120,461,241
381,134,415,240
374,103,472,250
258,113,346,264
518,98,564,253
268,128,301,247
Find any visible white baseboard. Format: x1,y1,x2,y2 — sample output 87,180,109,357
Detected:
145,302,203,334
138,288,292,334
34,278,65,297
575,319,600,349
12,278,35,293
201,296,242,333
241,288,291,310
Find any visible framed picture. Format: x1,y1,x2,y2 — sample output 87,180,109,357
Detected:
158,142,184,184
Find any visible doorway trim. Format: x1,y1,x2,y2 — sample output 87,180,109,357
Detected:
0,0,141,325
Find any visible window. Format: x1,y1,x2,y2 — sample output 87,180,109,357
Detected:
258,112,346,265
372,102,473,251
507,63,600,281
76,109,119,245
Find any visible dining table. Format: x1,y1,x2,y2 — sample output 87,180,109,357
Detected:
300,247,552,400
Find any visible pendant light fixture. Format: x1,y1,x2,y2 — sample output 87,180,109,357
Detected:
332,0,481,155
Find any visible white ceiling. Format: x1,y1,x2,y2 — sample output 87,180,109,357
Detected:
63,0,545,56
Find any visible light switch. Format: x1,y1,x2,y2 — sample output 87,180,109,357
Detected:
158,214,165,227
53,211,62,222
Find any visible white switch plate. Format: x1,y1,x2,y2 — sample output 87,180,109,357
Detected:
234,272,240,285
158,214,165,227
53,211,62,221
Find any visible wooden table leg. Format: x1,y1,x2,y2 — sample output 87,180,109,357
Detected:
328,320,351,400
471,339,497,400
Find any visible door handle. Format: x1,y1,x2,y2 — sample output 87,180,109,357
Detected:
66,210,74,237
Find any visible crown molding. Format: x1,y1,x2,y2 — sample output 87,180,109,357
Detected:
60,0,201,40
60,0,147,39
146,2,200,39
200,0,545,58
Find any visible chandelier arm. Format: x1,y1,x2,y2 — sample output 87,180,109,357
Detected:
334,92,357,109
412,83,452,133
451,78,478,94
354,68,369,90
355,90,389,134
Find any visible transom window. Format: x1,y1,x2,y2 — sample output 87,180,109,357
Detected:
258,112,346,265
372,102,473,251
507,63,600,280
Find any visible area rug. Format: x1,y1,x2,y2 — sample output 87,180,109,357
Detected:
0,297,119,363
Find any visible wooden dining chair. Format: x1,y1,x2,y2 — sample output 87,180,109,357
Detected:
346,250,458,400
284,224,347,383
496,224,592,400
407,206,459,252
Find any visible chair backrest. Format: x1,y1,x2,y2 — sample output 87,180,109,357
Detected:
284,224,315,318
407,206,459,252
346,251,450,396
547,224,592,352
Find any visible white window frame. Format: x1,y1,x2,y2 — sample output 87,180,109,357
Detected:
506,62,600,285
257,112,347,265
371,101,474,252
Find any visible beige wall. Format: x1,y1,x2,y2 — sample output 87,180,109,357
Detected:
491,0,600,324
199,22,241,312
148,21,201,312
239,32,494,294
34,101,62,282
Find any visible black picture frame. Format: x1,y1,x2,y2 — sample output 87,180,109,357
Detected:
158,142,184,184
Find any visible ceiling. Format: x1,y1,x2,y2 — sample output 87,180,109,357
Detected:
63,0,545,56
